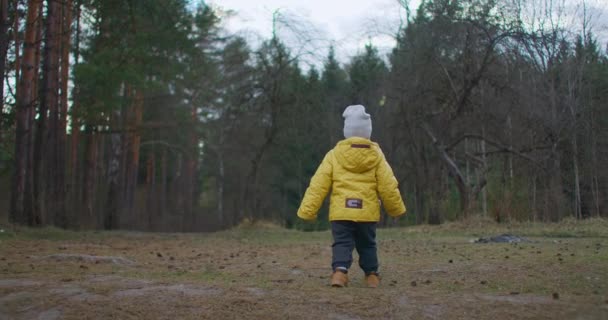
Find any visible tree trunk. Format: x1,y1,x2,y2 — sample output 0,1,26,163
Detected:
69,0,82,220
592,175,600,218
37,0,62,226
30,0,44,225
25,1,42,225
105,110,124,230
590,128,600,217
481,127,487,217
421,123,470,217
570,111,582,219
420,144,430,223
105,134,121,229
217,147,224,227
160,147,167,228
124,88,143,228
413,181,420,224
183,103,198,230
548,69,564,221
507,115,514,183
82,129,98,228
54,0,72,228
145,153,155,229
12,0,19,95
0,0,9,121
532,175,537,221
464,138,469,185
243,136,274,222
10,0,41,225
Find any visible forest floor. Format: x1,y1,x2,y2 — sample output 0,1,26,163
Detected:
1,218,607,320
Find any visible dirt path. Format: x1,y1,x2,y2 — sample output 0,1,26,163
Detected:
1,226,607,319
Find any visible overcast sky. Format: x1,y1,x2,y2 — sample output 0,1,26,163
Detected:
207,0,415,67
206,0,608,68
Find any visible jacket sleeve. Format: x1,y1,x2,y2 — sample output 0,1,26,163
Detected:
297,151,333,221
376,153,406,217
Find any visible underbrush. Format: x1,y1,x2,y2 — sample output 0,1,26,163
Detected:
405,216,608,238
1,216,606,243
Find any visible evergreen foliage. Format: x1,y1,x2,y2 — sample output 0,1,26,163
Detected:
1,0,607,230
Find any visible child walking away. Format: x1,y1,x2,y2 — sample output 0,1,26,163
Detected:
297,105,406,288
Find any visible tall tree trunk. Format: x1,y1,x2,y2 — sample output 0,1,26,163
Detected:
243,125,277,223
569,65,582,220
217,146,224,227
124,88,143,229
413,181,420,224
572,132,582,219
51,0,64,226
10,0,41,225
118,89,129,228
37,0,62,226
590,120,600,217
548,72,564,221
529,132,537,221
159,147,167,228
419,144,430,223
105,109,124,230
464,138,469,185
507,115,514,183
592,175,600,218
183,103,198,230
107,88,130,229
173,152,183,225
546,124,564,222
55,0,72,228
32,1,48,225
133,89,143,220
532,175,537,221
12,0,19,96
481,127,487,217
244,143,267,222
0,0,9,121
25,1,42,225
82,129,98,228
7,0,19,217
69,0,82,219
145,153,155,229
183,155,196,230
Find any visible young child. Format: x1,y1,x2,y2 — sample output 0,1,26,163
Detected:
297,104,406,288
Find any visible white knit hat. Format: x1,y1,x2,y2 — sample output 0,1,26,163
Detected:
343,104,372,139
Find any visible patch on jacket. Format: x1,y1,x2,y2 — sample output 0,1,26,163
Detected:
345,198,363,209
351,144,370,148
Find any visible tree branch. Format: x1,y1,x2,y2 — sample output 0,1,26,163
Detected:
447,133,545,166
420,122,466,184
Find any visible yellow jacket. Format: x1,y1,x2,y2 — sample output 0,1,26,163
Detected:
297,137,406,222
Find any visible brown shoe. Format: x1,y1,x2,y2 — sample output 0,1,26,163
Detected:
330,270,348,287
365,273,380,288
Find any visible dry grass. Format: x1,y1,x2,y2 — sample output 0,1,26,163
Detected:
0,220,607,319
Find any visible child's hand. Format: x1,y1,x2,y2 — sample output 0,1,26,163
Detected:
392,211,406,218
298,214,317,222
297,209,317,221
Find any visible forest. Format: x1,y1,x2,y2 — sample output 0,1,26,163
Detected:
0,0,607,232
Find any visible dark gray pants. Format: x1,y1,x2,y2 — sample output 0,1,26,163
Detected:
331,221,378,275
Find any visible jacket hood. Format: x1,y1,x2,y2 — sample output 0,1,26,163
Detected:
333,137,382,173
